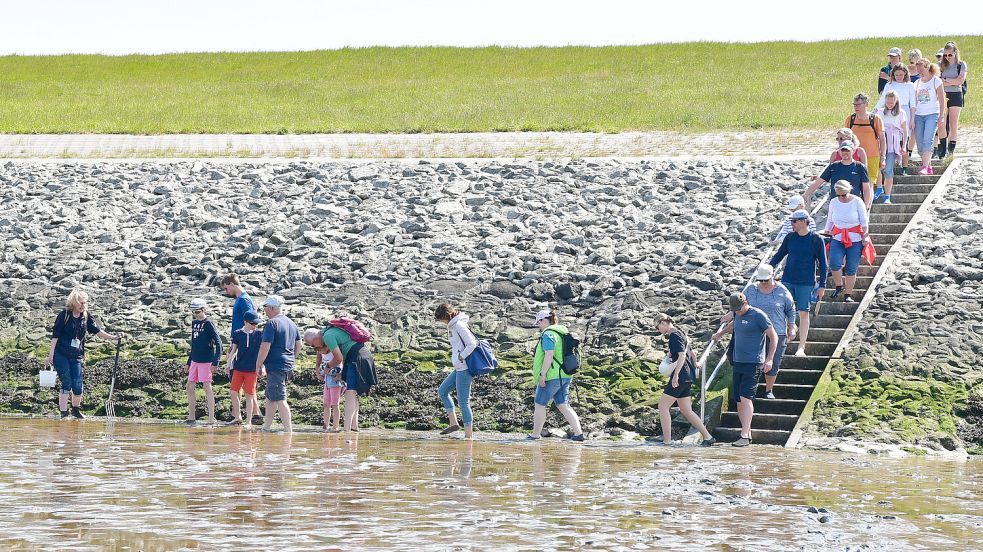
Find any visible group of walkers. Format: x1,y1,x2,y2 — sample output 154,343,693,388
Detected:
41,42,967,446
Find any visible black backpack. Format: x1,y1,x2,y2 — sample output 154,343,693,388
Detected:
549,331,582,376
849,112,880,141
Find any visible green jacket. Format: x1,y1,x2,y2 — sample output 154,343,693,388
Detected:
533,324,569,382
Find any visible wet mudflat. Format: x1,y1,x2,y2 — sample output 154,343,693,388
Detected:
0,418,980,551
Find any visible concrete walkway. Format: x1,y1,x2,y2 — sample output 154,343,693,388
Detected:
1,129,980,159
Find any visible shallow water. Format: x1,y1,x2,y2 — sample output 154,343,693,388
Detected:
0,418,980,551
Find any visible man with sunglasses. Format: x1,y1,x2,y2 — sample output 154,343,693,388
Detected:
769,210,828,357
804,141,873,228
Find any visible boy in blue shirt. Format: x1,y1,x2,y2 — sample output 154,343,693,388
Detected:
226,310,262,426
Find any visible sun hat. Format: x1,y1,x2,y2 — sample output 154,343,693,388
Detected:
838,141,855,151
189,298,207,311
754,264,775,281
936,48,945,57
262,295,285,308
790,210,810,221
887,47,902,57
534,309,551,323
787,195,804,209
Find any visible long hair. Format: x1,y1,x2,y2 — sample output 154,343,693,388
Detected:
890,63,910,83
882,91,901,116
941,41,961,72
66,289,89,313
918,58,940,78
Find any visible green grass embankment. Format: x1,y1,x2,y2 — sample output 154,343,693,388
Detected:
1,36,979,134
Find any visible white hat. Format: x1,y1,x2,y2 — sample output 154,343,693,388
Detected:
936,48,945,57
534,309,551,323
189,298,207,310
787,195,804,209
754,264,774,281
888,47,902,57
262,295,285,308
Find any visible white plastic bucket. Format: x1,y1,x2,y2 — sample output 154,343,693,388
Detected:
39,369,57,388
658,357,674,377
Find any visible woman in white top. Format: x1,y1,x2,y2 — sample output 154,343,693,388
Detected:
875,64,916,175
913,59,946,175
825,181,869,303
873,91,908,205
435,302,479,439
939,41,968,157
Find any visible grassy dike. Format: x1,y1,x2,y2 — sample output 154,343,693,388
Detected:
1,36,980,134
0,339,728,438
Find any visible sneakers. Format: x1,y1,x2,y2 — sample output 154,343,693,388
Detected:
918,166,930,176
570,434,585,442
651,440,674,446
794,349,807,357
71,407,85,420
830,286,844,300
700,437,717,447
60,410,71,420
873,187,884,200
882,195,892,205
927,166,934,175
732,437,752,447
525,434,542,440
440,425,461,435
844,295,855,303
765,391,777,400
899,166,907,176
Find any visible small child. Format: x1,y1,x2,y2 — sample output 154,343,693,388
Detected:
320,351,344,431
227,310,262,426
187,298,223,424
772,195,817,245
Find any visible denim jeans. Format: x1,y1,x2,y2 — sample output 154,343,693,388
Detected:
829,239,863,276
438,369,473,427
914,113,940,155
53,352,84,395
534,377,572,406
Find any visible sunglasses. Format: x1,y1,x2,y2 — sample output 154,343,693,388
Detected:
944,54,955,57
836,193,848,198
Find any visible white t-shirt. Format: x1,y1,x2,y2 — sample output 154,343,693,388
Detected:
914,76,944,116
878,110,908,132
875,81,916,117
826,196,869,244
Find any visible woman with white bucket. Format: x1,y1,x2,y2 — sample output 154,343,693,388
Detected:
654,313,715,447
45,289,121,419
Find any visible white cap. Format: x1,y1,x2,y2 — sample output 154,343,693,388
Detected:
937,48,945,57
262,295,285,308
888,47,902,57
189,298,207,310
787,195,804,209
534,309,551,323
754,264,774,281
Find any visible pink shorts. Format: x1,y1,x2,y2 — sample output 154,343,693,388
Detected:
188,361,214,383
322,386,342,406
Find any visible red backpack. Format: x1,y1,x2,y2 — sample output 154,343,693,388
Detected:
328,318,372,343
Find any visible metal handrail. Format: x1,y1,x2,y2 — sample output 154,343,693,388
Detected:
697,190,831,422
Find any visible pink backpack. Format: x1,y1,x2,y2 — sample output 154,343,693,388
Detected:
328,318,372,343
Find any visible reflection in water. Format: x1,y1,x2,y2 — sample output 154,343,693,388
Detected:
0,418,980,551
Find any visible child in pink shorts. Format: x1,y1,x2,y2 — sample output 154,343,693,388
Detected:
319,352,344,431
186,298,223,424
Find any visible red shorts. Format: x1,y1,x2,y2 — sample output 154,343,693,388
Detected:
230,371,258,395
322,386,342,406
188,362,214,383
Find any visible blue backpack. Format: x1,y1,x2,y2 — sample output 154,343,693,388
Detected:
465,337,498,377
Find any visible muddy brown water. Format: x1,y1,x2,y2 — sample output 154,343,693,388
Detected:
0,418,980,551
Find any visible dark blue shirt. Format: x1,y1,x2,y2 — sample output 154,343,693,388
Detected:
188,318,223,365
819,162,869,199
231,328,261,372
230,293,255,339
667,330,695,383
261,314,300,372
51,310,101,360
732,306,773,365
770,231,829,288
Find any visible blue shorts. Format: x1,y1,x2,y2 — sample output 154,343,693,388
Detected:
766,335,788,377
53,352,84,395
783,282,815,313
534,378,572,406
732,362,762,401
265,369,289,402
829,239,863,276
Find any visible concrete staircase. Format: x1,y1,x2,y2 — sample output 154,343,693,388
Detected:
713,162,951,446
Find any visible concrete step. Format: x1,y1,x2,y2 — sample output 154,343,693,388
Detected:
875,243,893,256
871,233,901,245
818,301,860,316
753,398,808,415
827,276,873,290
868,213,915,224
774,369,824,385
782,341,837,357
886,183,936,193
789,328,845,343
891,175,941,185
882,192,929,204
811,314,852,329
712,426,790,446
779,355,830,370
720,412,799,431
755,383,815,400
869,223,910,235
873,203,921,214
856,264,884,278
